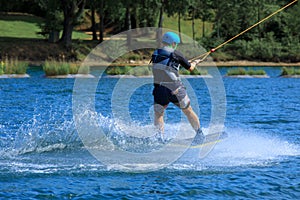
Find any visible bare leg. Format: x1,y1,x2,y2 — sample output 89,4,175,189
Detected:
182,105,200,131
154,104,166,133
154,110,164,133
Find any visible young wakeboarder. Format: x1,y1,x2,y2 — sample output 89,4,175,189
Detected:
151,31,203,144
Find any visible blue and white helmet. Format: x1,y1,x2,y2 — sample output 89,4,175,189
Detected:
162,32,180,44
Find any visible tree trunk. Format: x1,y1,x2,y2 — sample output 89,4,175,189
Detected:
178,12,182,43
125,6,132,46
257,1,261,40
61,0,86,47
91,3,97,40
192,6,195,45
99,0,104,43
49,31,60,43
156,0,164,46
202,20,205,37
61,13,74,48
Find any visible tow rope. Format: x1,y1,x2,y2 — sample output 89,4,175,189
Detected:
190,0,298,62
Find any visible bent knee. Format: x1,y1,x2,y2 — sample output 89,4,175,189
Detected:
179,95,190,109
154,104,165,115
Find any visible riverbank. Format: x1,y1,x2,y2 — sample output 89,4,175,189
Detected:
103,60,300,67
25,60,300,69
209,60,300,67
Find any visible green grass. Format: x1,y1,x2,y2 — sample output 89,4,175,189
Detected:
280,67,300,76
42,60,90,76
0,14,90,39
106,66,153,76
106,66,142,76
0,14,44,38
163,15,213,40
43,60,69,76
0,57,28,74
180,67,208,75
106,65,208,76
226,68,266,76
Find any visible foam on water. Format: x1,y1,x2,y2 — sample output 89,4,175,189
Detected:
1,109,299,173
178,127,300,169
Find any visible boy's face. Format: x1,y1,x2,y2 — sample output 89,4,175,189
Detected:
172,42,178,49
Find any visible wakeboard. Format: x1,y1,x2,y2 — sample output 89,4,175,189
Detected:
172,131,228,149
107,126,228,152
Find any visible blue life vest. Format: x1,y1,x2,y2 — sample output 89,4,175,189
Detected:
151,47,181,83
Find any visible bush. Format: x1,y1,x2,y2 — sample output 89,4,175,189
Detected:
190,68,208,75
225,35,283,62
69,63,79,74
226,67,266,76
280,67,300,76
106,66,130,75
227,68,247,76
0,57,28,74
106,66,208,76
43,60,69,76
130,66,152,76
0,61,4,75
247,69,266,76
106,66,151,76
43,60,90,76
77,64,90,74
179,68,208,75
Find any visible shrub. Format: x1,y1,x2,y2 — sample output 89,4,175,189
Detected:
106,66,151,76
227,68,247,76
77,64,90,74
280,67,300,76
130,66,152,76
0,61,4,75
106,66,130,75
69,63,79,74
247,69,266,76
190,68,208,75
179,69,190,75
0,57,28,74
179,68,208,75
43,60,90,76
226,67,266,76
43,60,69,76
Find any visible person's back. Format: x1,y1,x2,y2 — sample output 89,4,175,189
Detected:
150,32,204,144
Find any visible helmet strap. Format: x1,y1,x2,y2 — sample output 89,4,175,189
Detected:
174,43,178,50
167,43,177,50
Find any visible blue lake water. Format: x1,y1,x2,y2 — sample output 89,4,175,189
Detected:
0,67,299,199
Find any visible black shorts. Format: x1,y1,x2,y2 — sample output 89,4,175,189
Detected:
152,82,190,109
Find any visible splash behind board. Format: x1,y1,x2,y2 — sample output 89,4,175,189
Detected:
174,131,228,149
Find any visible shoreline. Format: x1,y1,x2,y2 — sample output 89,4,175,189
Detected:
109,60,300,67
210,61,300,67
26,60,300,67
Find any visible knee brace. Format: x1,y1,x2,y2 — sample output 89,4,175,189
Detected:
154,104,165,114
179,95,190,109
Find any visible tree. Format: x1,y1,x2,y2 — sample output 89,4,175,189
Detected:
157,0,164,44
189,0,213,40
37,0,63,43
211,0,240,40
86,0,98,40
98,0,104,42
60,0,86,47
95,0,126,42
164,0,190,42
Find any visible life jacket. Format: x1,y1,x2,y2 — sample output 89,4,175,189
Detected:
151,47,181,84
